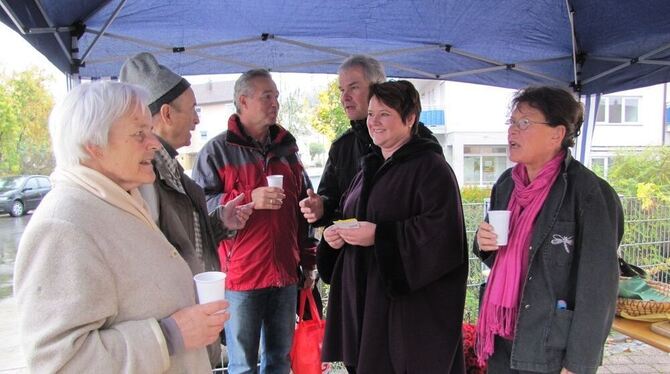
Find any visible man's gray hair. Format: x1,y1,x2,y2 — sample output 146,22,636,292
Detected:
233,69,273,113
339,55,386,84
49,81,150,167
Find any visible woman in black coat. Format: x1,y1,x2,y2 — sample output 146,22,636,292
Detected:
317,80,468,374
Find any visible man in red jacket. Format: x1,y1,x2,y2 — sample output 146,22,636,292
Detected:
193,69,315,374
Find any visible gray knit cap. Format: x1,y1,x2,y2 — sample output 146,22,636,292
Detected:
119,52,190,115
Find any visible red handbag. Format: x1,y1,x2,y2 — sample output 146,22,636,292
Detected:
290,289,329,374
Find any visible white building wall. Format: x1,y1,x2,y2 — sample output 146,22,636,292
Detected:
446,131,510,187
414,80,516,186
443,83,516,132
591,85,665,147
177,102,235,170
415,80,667,186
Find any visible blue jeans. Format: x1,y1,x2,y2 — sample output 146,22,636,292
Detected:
225,285,297,374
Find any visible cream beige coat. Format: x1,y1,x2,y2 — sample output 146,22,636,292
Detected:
14,181,211,373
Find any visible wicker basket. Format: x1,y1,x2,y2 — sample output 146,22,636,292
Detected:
616,278,670,317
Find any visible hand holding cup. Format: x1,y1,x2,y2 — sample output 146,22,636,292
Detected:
251,185,285,210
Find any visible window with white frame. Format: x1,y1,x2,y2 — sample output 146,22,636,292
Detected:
463,145,508,186
596,96,640,124
590,156,614,179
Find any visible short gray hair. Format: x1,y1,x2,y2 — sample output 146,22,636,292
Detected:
339,55,386,84
233,69,273,113
49,81,150,167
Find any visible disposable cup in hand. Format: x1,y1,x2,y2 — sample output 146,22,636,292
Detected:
267,175,283,188
194,271,226,304
488,210,511,246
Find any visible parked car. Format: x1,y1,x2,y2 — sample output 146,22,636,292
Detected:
0,175,52,217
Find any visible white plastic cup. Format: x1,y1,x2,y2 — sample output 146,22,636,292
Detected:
488,210,511,246
193,271,226,304
267,175,283,188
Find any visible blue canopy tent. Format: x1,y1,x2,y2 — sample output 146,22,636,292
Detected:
2,0,670,160
2,0,670,92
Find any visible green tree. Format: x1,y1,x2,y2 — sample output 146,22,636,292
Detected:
0,69,54,176
0,82,21,174
279,88,312,137
607,147,670,208
308,142,325,158
310,80,348,141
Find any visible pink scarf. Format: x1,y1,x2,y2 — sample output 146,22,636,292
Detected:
476,151,565,365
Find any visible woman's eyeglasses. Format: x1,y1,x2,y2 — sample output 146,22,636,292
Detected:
505,118,550,130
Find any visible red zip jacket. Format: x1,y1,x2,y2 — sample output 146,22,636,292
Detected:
192,114,315,291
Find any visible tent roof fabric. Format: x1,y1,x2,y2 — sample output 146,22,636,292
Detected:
2,0,669,94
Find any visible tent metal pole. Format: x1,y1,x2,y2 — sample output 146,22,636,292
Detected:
86,49,261,70
589,56,630,63
369,45,442,58
515,56,572,65
581,64,629,86
69,35,81,87
274,45,442,71
513,66,567,85
584,42,670,85
438,65,508,79
591,56,670,66
22,26,73,34
565,0,580,89
662,83,667,146
187,36,261,51
85,29,259,69
383,62,437,79
273,36,350,57
447,47,503,67
276,57,347,70
636,60,670,66
185,50,261,69
34,0,72,64
80,0,127,64
639,42,670,60
0,0,28,33
86,28,169,49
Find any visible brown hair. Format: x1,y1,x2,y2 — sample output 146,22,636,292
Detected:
512,86,584,149
368,80,421,135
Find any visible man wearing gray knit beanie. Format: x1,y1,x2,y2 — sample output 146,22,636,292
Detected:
120,52,252,369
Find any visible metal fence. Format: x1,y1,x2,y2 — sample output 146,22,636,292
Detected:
317,196,670,319
618,197,670,283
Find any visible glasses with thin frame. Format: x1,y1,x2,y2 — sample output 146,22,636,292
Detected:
505,118,551,130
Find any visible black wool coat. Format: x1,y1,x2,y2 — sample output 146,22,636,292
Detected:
316,119,439,226
318,136,468,374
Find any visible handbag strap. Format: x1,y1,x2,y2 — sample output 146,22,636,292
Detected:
297,289,322,323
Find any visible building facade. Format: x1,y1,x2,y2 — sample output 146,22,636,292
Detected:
413,80,669,186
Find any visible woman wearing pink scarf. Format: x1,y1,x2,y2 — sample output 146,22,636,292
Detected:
474,87,623,374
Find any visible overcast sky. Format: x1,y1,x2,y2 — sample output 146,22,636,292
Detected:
0,23,67,99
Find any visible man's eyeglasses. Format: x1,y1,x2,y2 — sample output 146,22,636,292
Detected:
505,118,551,130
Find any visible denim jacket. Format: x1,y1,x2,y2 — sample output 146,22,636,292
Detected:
474,153,624,374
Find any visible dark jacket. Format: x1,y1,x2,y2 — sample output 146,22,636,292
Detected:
474,153,624,374
316,119,439,226
149,138,221,274
145,138,223,367
192,114,315,291
318,136,468,374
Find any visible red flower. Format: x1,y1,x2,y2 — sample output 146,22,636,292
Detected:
462,323,487,374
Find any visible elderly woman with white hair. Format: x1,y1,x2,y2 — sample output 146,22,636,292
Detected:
14,81,228,373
